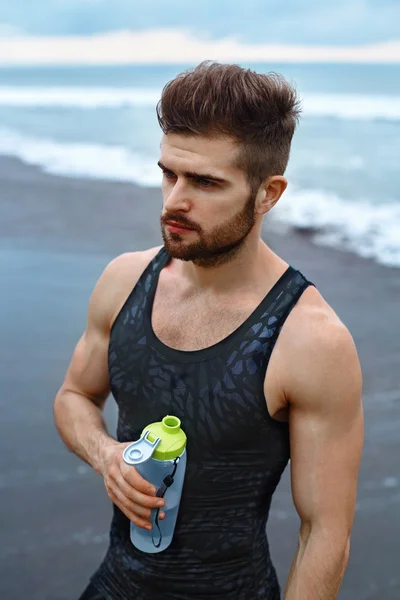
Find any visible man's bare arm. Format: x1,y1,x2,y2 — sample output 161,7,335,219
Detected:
282,300,364,599
53,253,131,473
53,246,169,531
53,249,160,474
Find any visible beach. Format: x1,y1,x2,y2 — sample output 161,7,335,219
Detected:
1,154,399,599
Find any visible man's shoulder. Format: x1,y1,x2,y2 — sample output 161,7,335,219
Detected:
103,245,163,281
287,285,356,362
280,285,361,406
290,284,344,339
88,246,163,330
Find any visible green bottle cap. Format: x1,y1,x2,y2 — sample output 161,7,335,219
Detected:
141,415,187,461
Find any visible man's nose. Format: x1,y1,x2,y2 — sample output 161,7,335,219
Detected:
163,180,191,213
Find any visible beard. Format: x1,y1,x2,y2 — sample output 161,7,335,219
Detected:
160,191,257,268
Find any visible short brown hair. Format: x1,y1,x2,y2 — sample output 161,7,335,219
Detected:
157,61,301,193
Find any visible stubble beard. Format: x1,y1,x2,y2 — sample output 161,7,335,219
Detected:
160,191,257,268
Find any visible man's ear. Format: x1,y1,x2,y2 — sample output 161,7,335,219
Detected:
255,176,288,215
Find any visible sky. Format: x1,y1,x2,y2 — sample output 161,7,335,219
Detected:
0,0,399,45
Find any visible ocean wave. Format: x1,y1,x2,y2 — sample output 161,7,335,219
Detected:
272,188,400,267
0,86,161,108
301,93,400,121
0,126,399,267
0,86,400,120
0,127,161,186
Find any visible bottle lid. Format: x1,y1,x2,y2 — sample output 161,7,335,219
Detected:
123,430,161,466
123,415,187,466
143,415,187,460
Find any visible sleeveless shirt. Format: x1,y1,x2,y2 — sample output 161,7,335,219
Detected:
91,246,314,600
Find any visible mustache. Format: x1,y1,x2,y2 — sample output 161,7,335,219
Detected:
161,213,200,231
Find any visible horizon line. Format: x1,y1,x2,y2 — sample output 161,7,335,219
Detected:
1,28,400,66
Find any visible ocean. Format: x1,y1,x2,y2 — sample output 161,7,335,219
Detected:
0,62,399,267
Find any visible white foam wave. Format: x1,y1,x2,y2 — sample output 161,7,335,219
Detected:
0,126,161,186
273,188,400,267
1,126,399,268
0,86,161,108
0,86,400,120
302,93,400,121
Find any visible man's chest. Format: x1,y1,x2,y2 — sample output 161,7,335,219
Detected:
149,276,289,422
151,289,254,352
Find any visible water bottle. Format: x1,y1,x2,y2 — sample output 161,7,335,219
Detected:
122,415,187,553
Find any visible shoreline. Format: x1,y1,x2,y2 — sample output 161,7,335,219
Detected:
1,152,398,267
2,151,399,392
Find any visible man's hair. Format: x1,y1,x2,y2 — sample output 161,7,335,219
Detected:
157,61,301,194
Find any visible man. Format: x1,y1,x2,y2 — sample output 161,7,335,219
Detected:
54,62,364,600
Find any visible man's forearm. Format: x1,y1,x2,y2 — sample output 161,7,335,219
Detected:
53,388,117,475
284,530,350,600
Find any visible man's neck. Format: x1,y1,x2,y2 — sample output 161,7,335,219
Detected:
171,239,285,296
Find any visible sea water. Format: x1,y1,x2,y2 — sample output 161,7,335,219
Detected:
0,62,399,266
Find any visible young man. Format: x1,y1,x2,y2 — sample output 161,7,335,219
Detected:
54,62,364,600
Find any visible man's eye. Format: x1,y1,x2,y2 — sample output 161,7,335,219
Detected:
163,171,176,179
198,178,214,187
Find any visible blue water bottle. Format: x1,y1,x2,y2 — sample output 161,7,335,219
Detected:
122,415,187,553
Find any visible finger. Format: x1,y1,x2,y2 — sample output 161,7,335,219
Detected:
111,481,155,519
120,462,156,496
111,478,166,520
114,472,165,512
109,487,154,530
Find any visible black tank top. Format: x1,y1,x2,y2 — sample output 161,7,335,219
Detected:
91,246,314,600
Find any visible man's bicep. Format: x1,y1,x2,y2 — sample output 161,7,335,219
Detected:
59,261,118,407
288,323,364,536
59,248,160,408
62,328,111,408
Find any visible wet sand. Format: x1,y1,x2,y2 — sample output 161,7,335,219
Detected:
0,155,399,599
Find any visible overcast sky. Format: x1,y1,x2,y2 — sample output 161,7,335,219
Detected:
0,0,399,45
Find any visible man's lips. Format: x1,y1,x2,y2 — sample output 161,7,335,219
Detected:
165,221,196,233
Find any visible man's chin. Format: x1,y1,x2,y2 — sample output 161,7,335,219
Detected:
163,240,199,261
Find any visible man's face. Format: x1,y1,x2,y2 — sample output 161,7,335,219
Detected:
159,133,258,267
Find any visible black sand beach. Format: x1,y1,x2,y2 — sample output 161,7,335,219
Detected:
1,155,399,599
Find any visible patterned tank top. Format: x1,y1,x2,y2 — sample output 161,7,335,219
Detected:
91,246,314,600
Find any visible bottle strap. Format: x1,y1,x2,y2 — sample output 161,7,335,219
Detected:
152,457,180,548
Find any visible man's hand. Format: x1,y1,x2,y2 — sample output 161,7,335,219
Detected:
100,441,166,531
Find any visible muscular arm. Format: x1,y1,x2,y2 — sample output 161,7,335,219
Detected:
282,300,364,599
53,249,159,475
